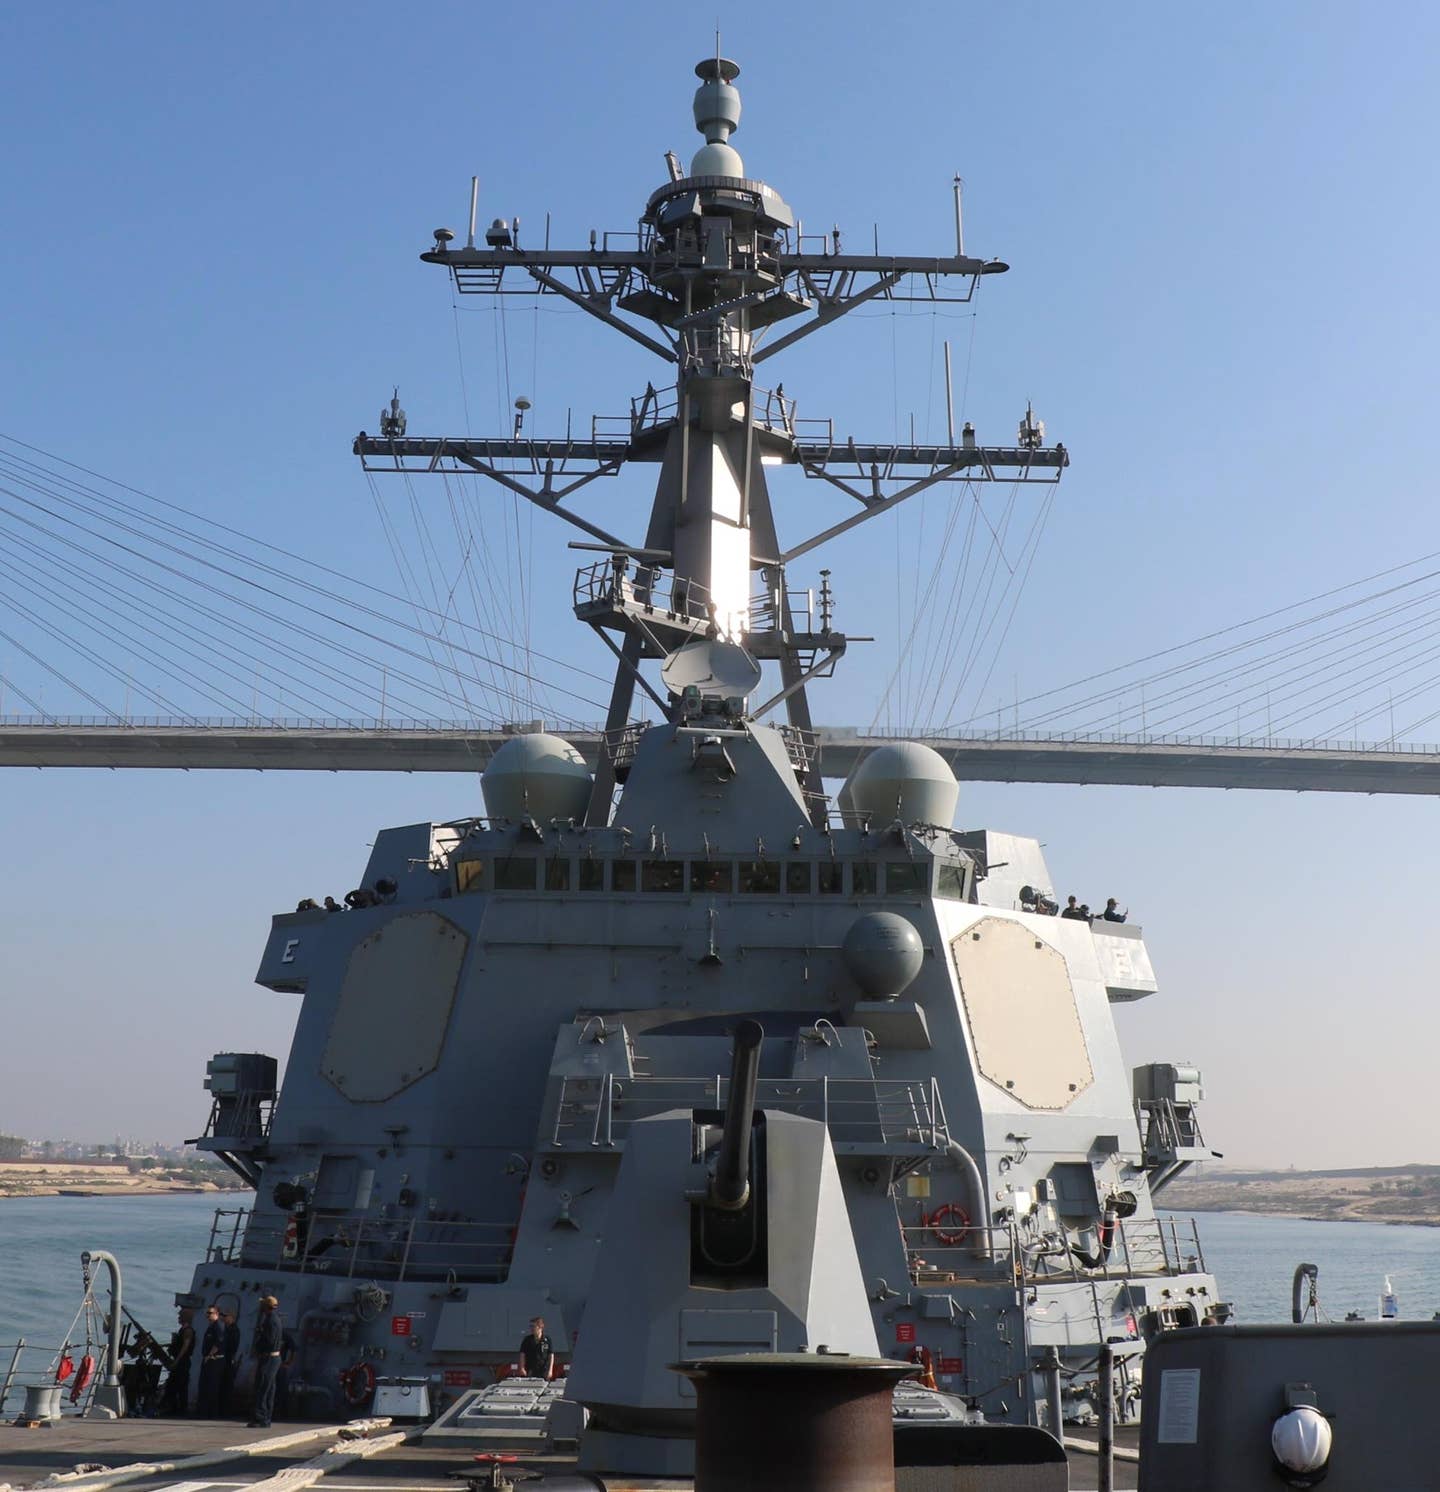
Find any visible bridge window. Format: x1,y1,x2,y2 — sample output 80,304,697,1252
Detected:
578,858,605,892
885,862,928,896
818,861,843,894
612,860,637,893
852,863,878,895
455,859,485,894
545,858,572,892
937,863,968,901
785,862,812,894
691,860,732,893
643,860,684,892
739,860,781,894
495,858,537,892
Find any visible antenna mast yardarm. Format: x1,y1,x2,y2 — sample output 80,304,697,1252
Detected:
354,57,1067,823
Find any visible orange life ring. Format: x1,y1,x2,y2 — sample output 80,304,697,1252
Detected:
927,1203,971,1246
282,1217,299,1260
70,1354,95,1402
340,1360,376,1407
55,1352,76,1383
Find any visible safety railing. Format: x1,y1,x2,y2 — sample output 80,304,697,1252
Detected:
1136,1098,1207,1163
208,1207,517,1283
0,714,607,735
12,716,1440,758
903,1214,1208,1288
0,1340,70,1415
198,1092,274,1144
573,558,712,624
777,724,820,778
550,1073,950,1153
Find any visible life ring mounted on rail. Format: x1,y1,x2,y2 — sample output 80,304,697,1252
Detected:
340,1360,376,1407
69,1354,95,1402
926,1203,972,1246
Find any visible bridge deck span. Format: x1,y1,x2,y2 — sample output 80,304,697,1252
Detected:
4,723,1440,793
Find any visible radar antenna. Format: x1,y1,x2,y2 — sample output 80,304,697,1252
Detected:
355,57,1067,824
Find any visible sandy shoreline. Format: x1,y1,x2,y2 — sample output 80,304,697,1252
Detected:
0,1181,241,1199
1165,1168,1440,1228
0,1163,243,1200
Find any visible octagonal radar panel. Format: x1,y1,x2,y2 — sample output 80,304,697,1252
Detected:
660,638,762,701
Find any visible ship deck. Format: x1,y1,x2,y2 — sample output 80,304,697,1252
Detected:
0,1417,1141,1490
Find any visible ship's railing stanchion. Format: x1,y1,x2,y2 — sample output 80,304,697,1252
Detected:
0,1338,26,1414
1097,1342,1116,1492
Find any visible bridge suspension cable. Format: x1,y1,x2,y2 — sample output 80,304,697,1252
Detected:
0,435,612,726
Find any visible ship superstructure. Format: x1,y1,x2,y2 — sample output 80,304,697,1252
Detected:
185,56,1223,1463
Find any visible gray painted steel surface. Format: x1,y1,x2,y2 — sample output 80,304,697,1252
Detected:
159,51,1227,1475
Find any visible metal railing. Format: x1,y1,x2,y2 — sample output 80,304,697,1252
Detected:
1136,1098,1207,1162
208,1207,517,1282
777,724,820,777
198,1092,274,1144
550,1073,950,1152
0,1339,98,1417
903,1214,1208,1288
861,724,1440,756
0,714,606,735
13,716,1440,758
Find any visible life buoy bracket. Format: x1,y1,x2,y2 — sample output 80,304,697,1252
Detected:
926,1202,972,1246
340,1360,376,1407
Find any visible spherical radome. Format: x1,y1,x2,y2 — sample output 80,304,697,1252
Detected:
481,733,592,823
842,912,925,997
847,741,959,827
691,141,745,178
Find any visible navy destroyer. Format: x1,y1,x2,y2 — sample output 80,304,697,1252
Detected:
176,54,1226,1473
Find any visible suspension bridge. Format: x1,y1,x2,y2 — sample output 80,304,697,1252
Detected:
5,434,1440,796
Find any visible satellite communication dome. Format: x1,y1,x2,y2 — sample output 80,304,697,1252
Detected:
842,912,925,997
481,733,592,823
844,741,959,826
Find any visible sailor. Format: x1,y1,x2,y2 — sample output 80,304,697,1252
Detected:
160,1307,196,1414
247,1295,284,1428
196,1304,225,1417
1078,903,1094,923
518,1316,554,1380
1060,895,1085,920
1102,897,1127,922
295,898,319,912
323,896,343,913
120,1329,166,1418
219,1308,241,1415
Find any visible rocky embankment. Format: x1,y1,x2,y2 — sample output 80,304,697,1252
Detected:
1164,1165,1440,1225
0,1160,242,1198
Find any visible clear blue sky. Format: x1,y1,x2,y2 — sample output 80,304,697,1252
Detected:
2,1,1438,1166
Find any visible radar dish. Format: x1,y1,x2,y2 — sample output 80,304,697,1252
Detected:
660,639,762,700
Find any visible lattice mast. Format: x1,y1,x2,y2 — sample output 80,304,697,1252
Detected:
354,57,1067,823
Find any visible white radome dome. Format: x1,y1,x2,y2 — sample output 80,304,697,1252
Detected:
843,741,959,827
481,733,592,823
